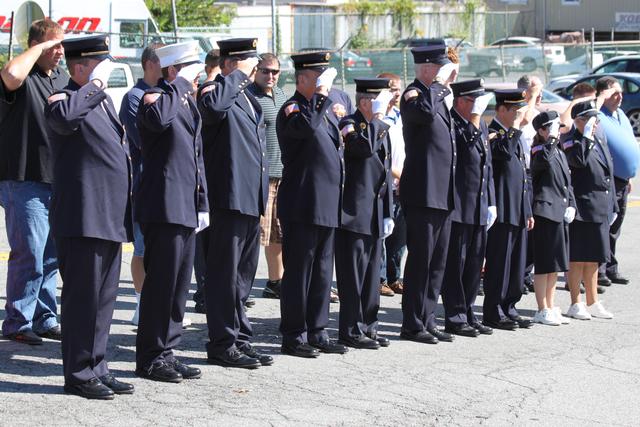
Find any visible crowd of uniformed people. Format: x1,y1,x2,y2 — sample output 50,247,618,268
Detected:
1,18,638,400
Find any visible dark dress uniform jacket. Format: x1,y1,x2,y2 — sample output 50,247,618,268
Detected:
451,110,495,225
136,77,208,227
489,119,532,226
562,128,617,223
530,138,575,223
339,110,393,237
276,90,344,228
46,80,133,242
399,79,456,210
197,69,268,217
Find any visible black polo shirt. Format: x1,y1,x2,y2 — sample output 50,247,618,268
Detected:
0,64,69,183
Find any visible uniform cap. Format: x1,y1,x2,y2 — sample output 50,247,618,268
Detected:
571,100,599,119
410,39,450,65
291,51,332,72
494,89,527,107
155,41,201,68
354,77,391,94
450,78,485,98
62,35,112,61
217,38,259,59
532,110,565,130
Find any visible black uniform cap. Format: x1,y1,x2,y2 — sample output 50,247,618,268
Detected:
291,51,332,72
494,89,527,107
450,78,485,98
532,110,565,131
571,100,599,119
354,77,391,94
410,39,450,65
218,38,258,59
62,35,112,61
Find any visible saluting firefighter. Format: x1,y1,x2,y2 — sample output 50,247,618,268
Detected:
399,40,459,345
483,89,534,331
441,79,496,338
335,78,395,350
197,38,271,369
529,111,575,326
45,35,134,400
134,41,209,383
276,52,348,358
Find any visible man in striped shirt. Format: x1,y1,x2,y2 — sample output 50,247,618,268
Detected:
248,53,288,299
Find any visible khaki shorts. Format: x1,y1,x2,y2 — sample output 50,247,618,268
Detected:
260,177,282,246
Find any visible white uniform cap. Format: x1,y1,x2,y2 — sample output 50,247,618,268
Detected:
156,41,201,68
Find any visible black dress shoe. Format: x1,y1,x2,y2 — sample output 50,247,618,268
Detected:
99,374,134,394
470,322,493,335
244,297,256,308
262,280,281,299
338,335,380,349
208,349,261,369
509,316,532,329
366,332,390,347
483,319,518,331
240,344,274,366
6,329,43,345
64,378,114,400
427,327,455,342
281,342,320,358
400,329,438,344
136,361,183,383
37,325,62,341
309,339,349,354
608,273,630,285
598,275,612,287
194,302,207,314
444,323,479,337
170,360,202,379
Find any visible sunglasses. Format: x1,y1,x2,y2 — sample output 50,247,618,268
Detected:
258,68,280,75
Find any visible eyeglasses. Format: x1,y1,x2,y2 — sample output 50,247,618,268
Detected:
258,68,280,75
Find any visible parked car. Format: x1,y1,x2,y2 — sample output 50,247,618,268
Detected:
556,73,640,136
481,83,570,124
298,48,373,82
548,55,640,92
490,36,566,72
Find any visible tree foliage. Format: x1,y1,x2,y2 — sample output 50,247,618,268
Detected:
343,0,417,48
145,0,236,31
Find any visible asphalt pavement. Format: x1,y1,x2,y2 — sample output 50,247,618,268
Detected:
1,197,640,426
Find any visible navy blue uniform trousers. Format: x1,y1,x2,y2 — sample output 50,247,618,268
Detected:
136,223,195,369
335,229,382,339
205,209,260,356
280,222,334,347
442,222,486,327
57,237,121,386
483,222,527,322
401,206,452,332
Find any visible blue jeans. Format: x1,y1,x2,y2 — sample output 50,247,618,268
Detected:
380,194,407,284
0,180,59,335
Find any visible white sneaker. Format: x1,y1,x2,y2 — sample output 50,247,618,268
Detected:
552,307,571,324
588,301,613,319
533,308,561,326
566,302,592,320
131,303,140,326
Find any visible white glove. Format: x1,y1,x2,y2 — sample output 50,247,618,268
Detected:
195,211,210,233
444,93,454,110
564,206,576,224
549,118,561,138
372,90,393,116
383,218,395,239
435,62,458,83
583,116,597,140
609,212,618,226
176,63,204,84
471,93,492,116
316,67,337,90
89,59,116,89
487,205,497,229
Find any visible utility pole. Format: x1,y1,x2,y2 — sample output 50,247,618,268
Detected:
171,0,179,40
271,0,277,53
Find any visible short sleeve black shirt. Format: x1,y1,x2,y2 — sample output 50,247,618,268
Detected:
0,64,69,183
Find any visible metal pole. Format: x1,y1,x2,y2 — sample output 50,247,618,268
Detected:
590,28,595,70
8,12,14,62
171,0,179,40
271,0,277,53
49,0,52,18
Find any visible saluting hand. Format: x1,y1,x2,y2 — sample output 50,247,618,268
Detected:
237,56,259,78
176,63,204,84
89,59,116,89
372,90,393,117
316,67,338,91
512,105,528,129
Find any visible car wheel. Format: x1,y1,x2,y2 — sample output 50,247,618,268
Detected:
628,109,640,137
522,57,536,72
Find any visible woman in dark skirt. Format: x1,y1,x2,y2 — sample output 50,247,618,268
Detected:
563,100,617,320
530,111,575,326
